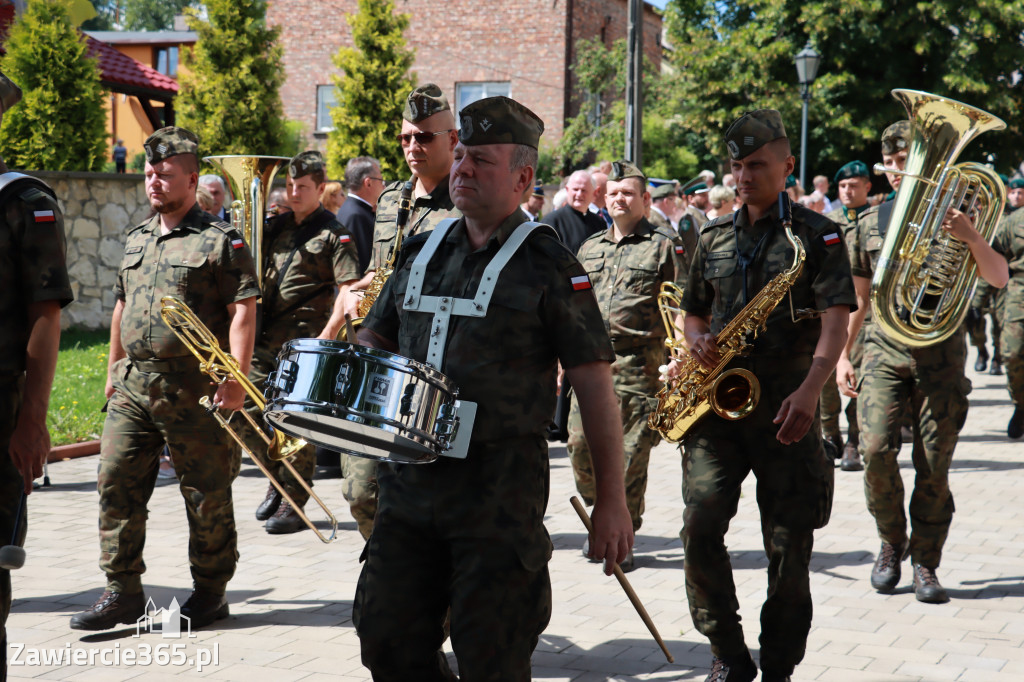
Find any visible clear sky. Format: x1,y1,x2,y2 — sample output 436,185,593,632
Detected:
647,0,670,9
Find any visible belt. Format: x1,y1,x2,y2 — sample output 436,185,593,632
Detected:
130,356,198,373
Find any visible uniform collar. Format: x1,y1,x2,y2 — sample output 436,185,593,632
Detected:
844,204,870,221
145,201,205,235
600,216,654,243
446,209,527,250
415,174,453,207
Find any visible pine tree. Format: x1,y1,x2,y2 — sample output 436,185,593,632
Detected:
327,0,415,180
0,0,107,171
176,0,286,158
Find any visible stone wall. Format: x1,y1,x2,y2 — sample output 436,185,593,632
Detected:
30,171,152,331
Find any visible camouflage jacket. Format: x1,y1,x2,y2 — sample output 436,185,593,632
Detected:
991,207,1024,322
0,176,73,373
576,218,687,348
260,205,360,347
364,210,614,443
115,203,259,361
825,203,870,239
369,176,460,273
682,202,857,357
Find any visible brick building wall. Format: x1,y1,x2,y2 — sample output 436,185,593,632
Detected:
266,0,661,158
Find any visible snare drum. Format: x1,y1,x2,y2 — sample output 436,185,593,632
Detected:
263,339,461,463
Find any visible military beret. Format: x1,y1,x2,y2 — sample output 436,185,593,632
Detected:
1008,178,1024,190
650,183,676,199
608,159,646,185
289,150,325,179
881,120,911,155
144,126,199,165
404,83,451,123
725,109,787,160
785,174,798,189
0,70,22,114
834,160,870,184
531,185,545,197
458,96,544,149
682,182,708,196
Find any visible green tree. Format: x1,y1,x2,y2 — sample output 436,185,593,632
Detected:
123,0,197,31
0,0,107,171
177,0,287,158
80,0,115,30
556,38,698,180
327,0,415,180
664,0,1024,182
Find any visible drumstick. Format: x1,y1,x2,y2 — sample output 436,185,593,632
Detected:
570,496,674,663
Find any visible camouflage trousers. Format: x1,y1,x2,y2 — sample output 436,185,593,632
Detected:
98,359,241,594
240,342,315,507
681,361,833,677
567,345,662,532
341,454,378,540
999,319,1024,406
968,287,1004,362
354,437,552,681
1,376,27,679
819,326,864,443
857,331,969,568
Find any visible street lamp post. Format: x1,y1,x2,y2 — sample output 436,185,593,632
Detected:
794,43,822,191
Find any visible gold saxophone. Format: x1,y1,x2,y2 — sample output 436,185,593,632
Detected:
356,180,414,318
648,193,806,442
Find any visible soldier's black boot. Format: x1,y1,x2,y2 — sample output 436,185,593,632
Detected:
180,589,229,628
1008,407,1024,439
840,442,863,472
870,541,908,593
265,499,306,534
989,359,1003,375
974,348,988,372
912,564,949,604
254,484,281,521
69,590,146,631
704,654,756,682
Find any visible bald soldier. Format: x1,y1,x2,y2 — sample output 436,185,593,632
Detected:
353,96,633,681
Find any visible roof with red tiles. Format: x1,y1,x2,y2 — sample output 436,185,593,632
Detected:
84,33,178,97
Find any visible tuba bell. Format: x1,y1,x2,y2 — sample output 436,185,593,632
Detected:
870,89,1006,347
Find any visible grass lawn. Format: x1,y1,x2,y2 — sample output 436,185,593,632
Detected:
50,328,109,446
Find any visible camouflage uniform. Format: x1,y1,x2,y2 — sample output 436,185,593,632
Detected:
967,280,1003,365
0,176,72,669
355,210,614,680
991,208,1024,406
347,178,461,537
240,205,359,506
851,204,970,569
99,203,259,595
819,203,870,447
567,218,687,531
680,202,856,675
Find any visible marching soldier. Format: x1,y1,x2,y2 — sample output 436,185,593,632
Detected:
71,127,259,631
991,206,1024,438
568,161,687,572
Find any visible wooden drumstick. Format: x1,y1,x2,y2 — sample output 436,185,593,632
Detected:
570,496,674,663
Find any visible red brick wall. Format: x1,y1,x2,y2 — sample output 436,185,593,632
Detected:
266,0,661,153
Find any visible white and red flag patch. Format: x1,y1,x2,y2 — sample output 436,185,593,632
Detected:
231,238,245,249
822,232,841,246
33,210,55,223
339,234,352,243
570,274,592,291
675,245,686,255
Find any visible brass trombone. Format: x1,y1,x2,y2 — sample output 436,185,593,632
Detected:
160,295,338,543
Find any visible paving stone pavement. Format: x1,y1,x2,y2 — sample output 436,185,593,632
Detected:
5,360,1024,681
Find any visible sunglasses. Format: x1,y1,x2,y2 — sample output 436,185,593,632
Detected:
397,129,453,146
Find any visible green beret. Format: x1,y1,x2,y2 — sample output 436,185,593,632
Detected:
289,150,324,179
531,184,545,197
682,182,708,196
609,159,646,185
404,83,450,123
144,126,198,165
881,120,911,155
0,70,21,114
650,183,676,199
458,96,544,149
785,174,797,189
1009,178,1024,190
834,160,870,184
725,109,787,160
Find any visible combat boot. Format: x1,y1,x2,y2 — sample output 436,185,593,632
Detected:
69,590,146,631
1008,407,1024,439
255,484,281,521
989,359,1003,375
180,589,229,628
870,540,908,593
704,654,756,682
265,499,306,534
974,348,988,372
840,442,863,472
912,564,949,604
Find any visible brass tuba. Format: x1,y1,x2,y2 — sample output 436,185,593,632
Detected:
870,89,1006,347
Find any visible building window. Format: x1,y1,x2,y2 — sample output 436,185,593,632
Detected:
155,47,178,77
317,85,337,132
455,81,510,114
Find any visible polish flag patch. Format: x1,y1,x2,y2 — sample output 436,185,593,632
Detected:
231,238,245,249
339,235,352,243
33,210,55,222
823,232,841,246
570,274,592,291
675,245,686,255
